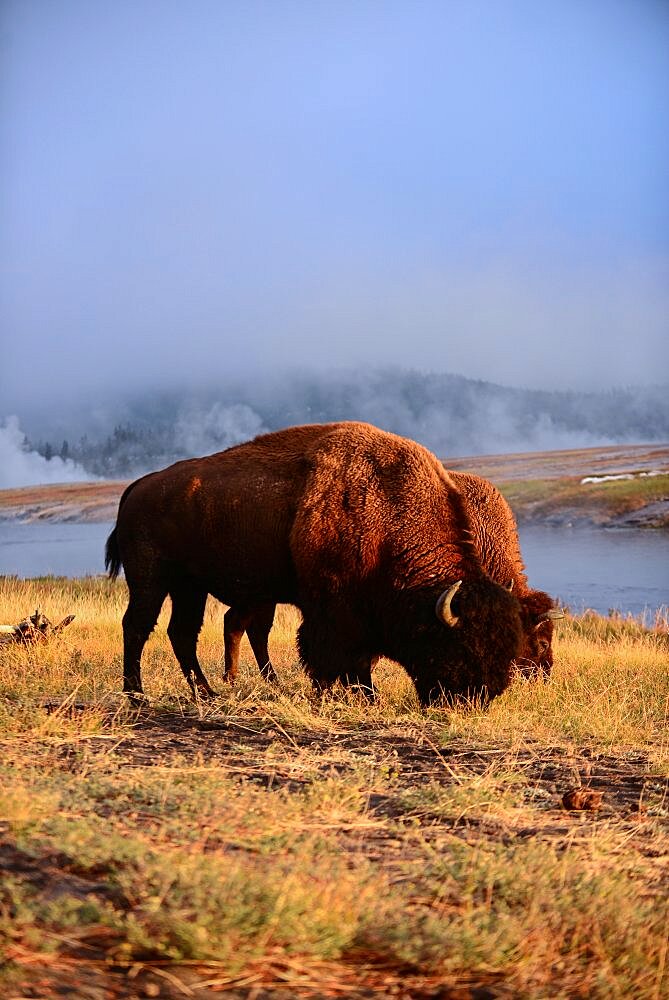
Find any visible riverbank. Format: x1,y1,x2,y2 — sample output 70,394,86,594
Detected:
453,442,669,528
0,480,125,524
1,442,667,528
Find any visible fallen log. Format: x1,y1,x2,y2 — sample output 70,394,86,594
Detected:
0,607,75,645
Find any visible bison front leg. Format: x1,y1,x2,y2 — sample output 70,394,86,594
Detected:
297,615,375,700
411,674,491,709
167,586,216,699
341,660,375,700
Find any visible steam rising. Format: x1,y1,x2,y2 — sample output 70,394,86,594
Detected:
174,403,267,457
0,416,94,488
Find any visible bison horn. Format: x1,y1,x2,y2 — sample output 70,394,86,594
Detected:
540,608,565,621
436,581,462,627
507,579,514,592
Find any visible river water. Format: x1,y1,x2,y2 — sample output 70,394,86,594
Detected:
0,520,667,619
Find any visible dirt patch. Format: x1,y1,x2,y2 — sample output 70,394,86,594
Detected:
41,706,669,852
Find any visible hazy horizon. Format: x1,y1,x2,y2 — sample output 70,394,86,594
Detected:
2,366,668,489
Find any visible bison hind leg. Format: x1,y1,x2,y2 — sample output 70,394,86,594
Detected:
122,584,168,699
246,603,278,682
224,603,278,684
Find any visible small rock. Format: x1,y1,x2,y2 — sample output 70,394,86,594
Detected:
562,787,603,811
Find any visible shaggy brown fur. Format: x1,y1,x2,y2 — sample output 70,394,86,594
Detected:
449,472,560,677
106,422,523,705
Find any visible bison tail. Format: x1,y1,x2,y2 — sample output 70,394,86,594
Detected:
105,527,123,580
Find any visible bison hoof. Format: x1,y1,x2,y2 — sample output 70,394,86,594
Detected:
347,683,375,702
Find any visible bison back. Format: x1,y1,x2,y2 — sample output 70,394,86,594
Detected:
112,435,314,604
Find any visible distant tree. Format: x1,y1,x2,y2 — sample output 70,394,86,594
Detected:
60,440,69,461
43,442,53,461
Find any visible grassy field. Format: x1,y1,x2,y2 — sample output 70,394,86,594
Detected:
1,576,669,999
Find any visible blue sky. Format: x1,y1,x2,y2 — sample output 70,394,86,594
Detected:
2,0,668,413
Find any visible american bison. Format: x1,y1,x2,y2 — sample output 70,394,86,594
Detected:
225,471,563,685
106,421,524,705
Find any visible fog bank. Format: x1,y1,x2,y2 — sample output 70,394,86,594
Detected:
6,369,667,485
0,416,95,489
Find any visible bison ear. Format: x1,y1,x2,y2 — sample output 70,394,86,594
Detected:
435,581,462,628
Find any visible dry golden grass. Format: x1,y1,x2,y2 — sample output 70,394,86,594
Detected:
1,574,669,999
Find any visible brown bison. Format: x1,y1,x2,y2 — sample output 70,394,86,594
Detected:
106,422,524,705
225,471,563,686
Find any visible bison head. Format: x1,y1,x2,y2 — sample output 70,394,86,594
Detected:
403,576,524,706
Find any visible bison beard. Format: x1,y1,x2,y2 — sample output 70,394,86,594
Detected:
106,421,525,706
